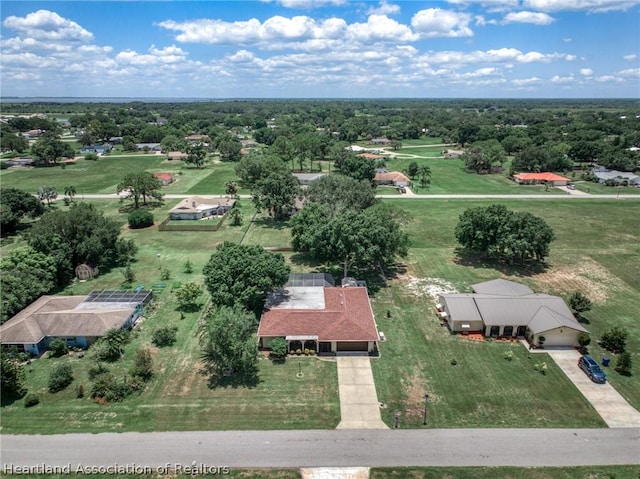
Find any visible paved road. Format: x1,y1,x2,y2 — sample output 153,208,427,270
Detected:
2,429,638,469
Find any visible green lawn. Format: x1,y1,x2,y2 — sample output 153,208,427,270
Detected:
371,466,640,479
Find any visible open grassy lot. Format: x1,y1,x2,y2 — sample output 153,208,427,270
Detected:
0,156,242,195
372,199,640,422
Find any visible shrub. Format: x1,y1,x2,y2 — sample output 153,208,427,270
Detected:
601,327,628,353
615,352,632,376
578,333,591,352
269,338,288,359
49,338,68,357
88,362,110,380
127,209,154,229
504,351,514,361
48,362,74,393
84,153,98,161
450,358,457,366
90,373,133,402
75,384,85,398
152,326,178,347
160,268,171,280
184,260,193,274
130,348,153,381
24,393,40,408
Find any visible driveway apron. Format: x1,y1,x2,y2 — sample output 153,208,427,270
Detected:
546,349,640,428
336,357,388,429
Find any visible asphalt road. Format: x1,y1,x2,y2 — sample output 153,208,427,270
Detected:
2,429,639,469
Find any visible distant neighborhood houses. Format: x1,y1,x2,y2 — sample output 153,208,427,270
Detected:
136,143,162,152
592,168,640,186
0,290,152,356
166,151,188,161
154,172,175,186
374,170,411,187
513,172,570,186
169,196,235,220
80,144,112,155
438,279,587,348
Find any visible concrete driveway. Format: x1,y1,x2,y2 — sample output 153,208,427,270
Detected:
546,349,640,428
336,357,388,429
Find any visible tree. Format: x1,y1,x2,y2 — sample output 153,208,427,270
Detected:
127,209,154,229
337,154,375,183
615,351,632,376
0,247,57,323
37,186,58,206
0,187,44,235
271,136,296,170
569,291,592,317
454,204,555,263
218,138,242,161
577,333,591,353
63,186,76,204
225,181,239,198
0,349,26,400
405,161,419,179
152,326,178,347
185,142,207,168
200,304,259,378
50,338,69,357
48,362,74,393
269,337,288,360
184,260,194,274
122,265,135,285
252,169,300,220
117,171,163,209
130,348,153,381
203,242,290,312
291,203,409,278
31,134,73,166
417,165,432,188
175,282,203,312
94,328,129,362
305,174,377,215
229,207,243,226
27,203,135,286
600,327,628,353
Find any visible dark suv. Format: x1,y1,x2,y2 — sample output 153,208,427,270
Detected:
578,355,607,383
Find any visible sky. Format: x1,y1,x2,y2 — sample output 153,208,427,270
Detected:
1,0,639,98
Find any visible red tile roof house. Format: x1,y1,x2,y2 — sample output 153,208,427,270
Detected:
257,273,381,355
513,172,570,186
154,172,175,186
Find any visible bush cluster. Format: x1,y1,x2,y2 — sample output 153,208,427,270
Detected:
127,209,154,229
48,362,74,393
24,393,40,407
152,326,178,347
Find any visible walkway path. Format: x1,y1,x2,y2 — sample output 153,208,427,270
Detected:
336,357,387,429
544,348,640,428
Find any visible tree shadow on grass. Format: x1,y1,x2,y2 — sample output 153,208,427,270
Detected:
252,217,290,230
202,364,261,390
452,247,549,278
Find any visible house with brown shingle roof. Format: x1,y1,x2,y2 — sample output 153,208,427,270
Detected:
0,290,151,356
374,171,411,187
257,273,380,355
154,172,175,186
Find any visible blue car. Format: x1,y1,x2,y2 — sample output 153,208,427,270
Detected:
578,355,607,383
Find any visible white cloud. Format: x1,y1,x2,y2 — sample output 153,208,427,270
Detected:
551,74,574,83
423,47,573,66
512,77,542,86
411,8,473,38
367,1,401,15
446,0,520,12
3,9,93,41
580,68,594,76
623,54,638,61
617,67,640,77
503,11,555,25
595,75,624,82
348,15,417,42
523,0,640,12
115,45,188,66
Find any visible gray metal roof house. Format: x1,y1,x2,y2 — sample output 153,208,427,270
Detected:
437,279,587,347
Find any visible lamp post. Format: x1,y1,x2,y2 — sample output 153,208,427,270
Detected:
156,253,161,269
394,410,400,429
423,394,429,425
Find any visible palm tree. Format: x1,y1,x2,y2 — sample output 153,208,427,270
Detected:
64,185,76,202
417,165,432,188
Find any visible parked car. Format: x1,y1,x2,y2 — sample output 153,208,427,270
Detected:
567,183,576,190
578,355,607,383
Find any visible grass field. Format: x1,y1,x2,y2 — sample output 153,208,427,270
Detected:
1,193,639,431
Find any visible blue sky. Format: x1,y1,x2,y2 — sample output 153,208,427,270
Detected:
1,1,639,98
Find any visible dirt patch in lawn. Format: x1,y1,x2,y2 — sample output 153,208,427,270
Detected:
530,258,619,304
403,371,439,420
402,275,459,299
